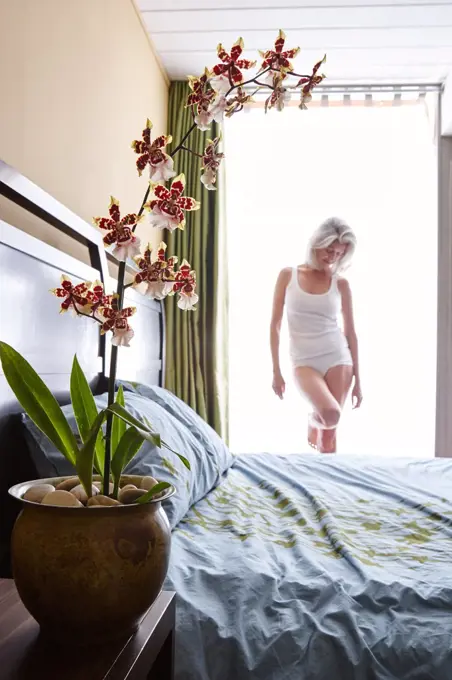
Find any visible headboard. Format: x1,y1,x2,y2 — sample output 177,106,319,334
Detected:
0,160,165,575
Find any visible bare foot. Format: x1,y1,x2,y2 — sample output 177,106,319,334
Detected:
318,428,337,454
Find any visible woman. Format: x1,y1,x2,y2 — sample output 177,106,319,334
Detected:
270,217,362,453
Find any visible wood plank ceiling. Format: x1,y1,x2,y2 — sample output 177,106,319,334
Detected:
137,0,452,85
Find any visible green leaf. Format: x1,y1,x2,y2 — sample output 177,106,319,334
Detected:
111,385,126,458
106,404,190,470
0,342,78,465
70,355,104,474
107,403,161,447
111,427,145,488
161,439,191,470
173,451,191,470
143,417,161,447
107,402,148,431
76,410,106,497
136,482,172,504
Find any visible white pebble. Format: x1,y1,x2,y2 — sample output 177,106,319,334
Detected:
41,490,83,507
55,476,80,491
70,484,99,503
23,484,55,503
119,488,147,504
87,495,121,507
140,476,158,491
120,483,137,492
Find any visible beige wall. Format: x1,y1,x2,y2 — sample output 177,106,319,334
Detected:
0,0,168,260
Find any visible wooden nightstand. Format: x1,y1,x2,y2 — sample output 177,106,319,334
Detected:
0,579,176,679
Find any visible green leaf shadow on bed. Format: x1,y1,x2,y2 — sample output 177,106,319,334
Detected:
362,521,382,531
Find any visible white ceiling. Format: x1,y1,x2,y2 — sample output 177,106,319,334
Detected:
137,0,452,85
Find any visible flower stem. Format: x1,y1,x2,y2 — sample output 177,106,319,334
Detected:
101,101,200,495
71,304,103,324
180,145,203,157
103,259,126,495
286,70,311,79
138,186,151,217
225,67,272,97
171,123,197,157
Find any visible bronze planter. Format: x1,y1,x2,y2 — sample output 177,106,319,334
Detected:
8,475,174,644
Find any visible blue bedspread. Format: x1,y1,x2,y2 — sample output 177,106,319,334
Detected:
165,454,452,680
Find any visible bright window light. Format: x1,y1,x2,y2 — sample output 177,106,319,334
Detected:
225,100,437,458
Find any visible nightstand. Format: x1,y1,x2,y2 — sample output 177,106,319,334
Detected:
0,578,175,679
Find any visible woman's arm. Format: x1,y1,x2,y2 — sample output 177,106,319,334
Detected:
338,278,363,408
270,268,291,398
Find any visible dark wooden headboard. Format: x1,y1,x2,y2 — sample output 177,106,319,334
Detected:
0,160,165,575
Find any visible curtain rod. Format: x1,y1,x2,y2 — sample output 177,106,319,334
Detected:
243,82,443,94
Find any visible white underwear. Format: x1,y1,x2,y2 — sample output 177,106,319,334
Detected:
293,348,353,377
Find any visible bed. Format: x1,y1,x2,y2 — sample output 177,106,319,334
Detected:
1,161,452,680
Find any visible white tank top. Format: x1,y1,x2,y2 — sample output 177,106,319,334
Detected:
285,267,349,361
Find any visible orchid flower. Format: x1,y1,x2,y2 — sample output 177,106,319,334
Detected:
225,87,254,118
133,242,177,300
146,174,200,232
200,136,224,190
50,277,92,315
297,55,327,110
84,280,113,311
49,30,327,356
93,197,142,261
99,296,136,347
259,30,300,85
187,70,216,130
210,38,256,93
131,119,175,182
208,94,229,123
172,260,198,311
265,74,291,113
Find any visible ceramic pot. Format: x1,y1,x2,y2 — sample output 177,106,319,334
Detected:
8,475,174,644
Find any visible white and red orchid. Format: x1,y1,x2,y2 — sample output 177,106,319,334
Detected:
200,167,217,191
297,55,327,110
208,94,229,123
99,296,136,347
225,87,254,118
200,136,224,190
48,29,327,356
173,260,198,311
133,242,177,300
259,30,300,85
210,38,256,93
196,109,215,131
187,70,216,130
265,74,291,113
93,197,142,261
131,119,175,182
84,280,113,312
146,174,200,232
50,277,92,315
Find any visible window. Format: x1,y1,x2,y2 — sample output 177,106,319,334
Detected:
225,95,438,458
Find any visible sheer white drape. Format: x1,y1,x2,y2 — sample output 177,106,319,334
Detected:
225,101,437,457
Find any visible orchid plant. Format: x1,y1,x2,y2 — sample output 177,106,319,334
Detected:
0,31,326,504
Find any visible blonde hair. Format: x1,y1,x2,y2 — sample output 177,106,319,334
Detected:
305,217,357,273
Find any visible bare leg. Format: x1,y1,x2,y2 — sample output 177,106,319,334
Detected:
294,367,342,453
308,421,319,450
321,364,354,453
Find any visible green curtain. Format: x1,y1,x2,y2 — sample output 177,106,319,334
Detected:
165,81,227,438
